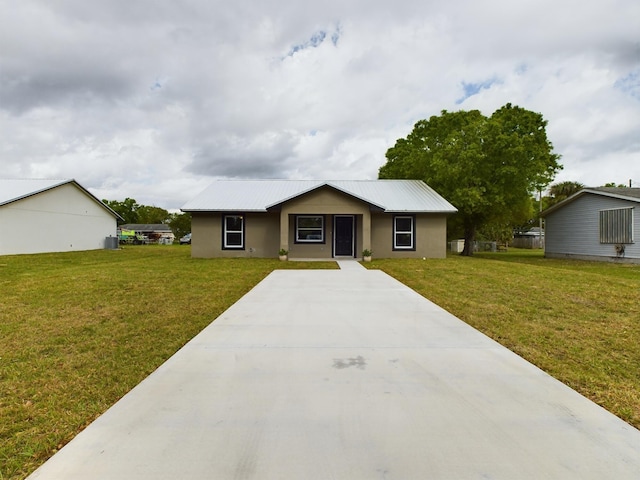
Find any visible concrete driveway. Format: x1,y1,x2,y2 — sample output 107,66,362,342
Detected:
29,261,640,479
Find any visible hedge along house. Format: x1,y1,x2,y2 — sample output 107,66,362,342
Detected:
181,180,457,260
542,187,640,263
0,178,122,256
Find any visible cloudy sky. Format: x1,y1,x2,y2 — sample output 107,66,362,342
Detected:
1,0,639,210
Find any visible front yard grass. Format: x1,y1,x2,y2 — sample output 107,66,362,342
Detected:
2,247,638,479
368,249,640,431
0,247,335,480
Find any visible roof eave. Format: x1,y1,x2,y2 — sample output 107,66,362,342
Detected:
181,208,268,213
0,179,72,207
71,180,124,221
0,179,123,221
541,189,640,217
385,209,458,214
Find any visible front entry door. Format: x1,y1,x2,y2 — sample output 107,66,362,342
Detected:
334,215,354,257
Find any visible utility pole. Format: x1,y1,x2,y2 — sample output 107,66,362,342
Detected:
539,188,543,249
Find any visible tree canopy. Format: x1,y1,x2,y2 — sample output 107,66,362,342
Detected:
546,181,585,207
379,104,562,255
102,198,141,224
102,198,191,239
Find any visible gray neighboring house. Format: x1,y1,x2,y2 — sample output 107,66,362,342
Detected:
542,187,640,263
0,179,122,256
181,179,457,259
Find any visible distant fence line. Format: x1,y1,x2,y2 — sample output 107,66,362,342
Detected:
450,237,544,252
511,236,544,249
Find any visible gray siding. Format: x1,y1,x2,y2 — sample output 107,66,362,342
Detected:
545,194,639,261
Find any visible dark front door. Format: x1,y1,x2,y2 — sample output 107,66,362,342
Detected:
334,216,354,257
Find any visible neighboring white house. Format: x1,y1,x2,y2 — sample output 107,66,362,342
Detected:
0,179,122,256
542,187,640,263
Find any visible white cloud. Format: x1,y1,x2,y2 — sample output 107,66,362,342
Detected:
1,0,639,209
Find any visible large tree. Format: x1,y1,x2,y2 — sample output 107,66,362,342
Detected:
103,197,191,238
102,198,140,224
379,104,562,255
136,205,170,224
167,211,191,239
102,198,170,225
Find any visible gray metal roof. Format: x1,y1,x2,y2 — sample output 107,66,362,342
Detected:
541,187,640,216
0,178,71,206
589,187,640,199
0,178,122,220
181,180,457,213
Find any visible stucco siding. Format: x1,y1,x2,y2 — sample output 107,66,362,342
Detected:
282,187,370,258
0,183,117,255
280,187,371,215
371,213,448,259
190,186,451,259
245,214,280,257
545,194,639,261
191,212,280,258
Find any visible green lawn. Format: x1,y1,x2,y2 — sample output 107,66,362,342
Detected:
0,247,335,480
1,247,638,479
367,249,640,431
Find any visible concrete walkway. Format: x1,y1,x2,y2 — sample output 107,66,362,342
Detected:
29,262,640,479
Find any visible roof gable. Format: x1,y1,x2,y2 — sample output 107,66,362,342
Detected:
265,182,386,211
0,178,123,220
542,188,640,216
0,179,70,205
181,180,457,213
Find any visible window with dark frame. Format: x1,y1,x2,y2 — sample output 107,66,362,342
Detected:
295,215,324,243
599,207,634,244
223,214,244,249
393,215,415,250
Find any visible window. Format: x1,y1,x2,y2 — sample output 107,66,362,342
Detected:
393,215,415,250
599,207,633,244
296,216,324,243
223,215,244,249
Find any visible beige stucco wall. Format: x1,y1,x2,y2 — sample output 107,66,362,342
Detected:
370,212,449,259
281,187,371,259
190,187,450,259
0,183,118,255
191,212,280,258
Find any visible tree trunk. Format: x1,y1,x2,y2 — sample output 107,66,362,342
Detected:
461,223,476,256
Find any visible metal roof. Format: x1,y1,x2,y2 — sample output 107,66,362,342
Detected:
589,187,640,199
541,187,640,216
0,178,71,206
0,178,123,220
181,180,457,213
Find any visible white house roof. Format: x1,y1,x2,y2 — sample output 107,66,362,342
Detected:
181,180,457,213
541,187,640,216
0,178,122,219
0,178,69,206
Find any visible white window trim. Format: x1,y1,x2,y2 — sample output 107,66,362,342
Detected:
393,215,415,250
223,214,244,249
295,215,325,243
